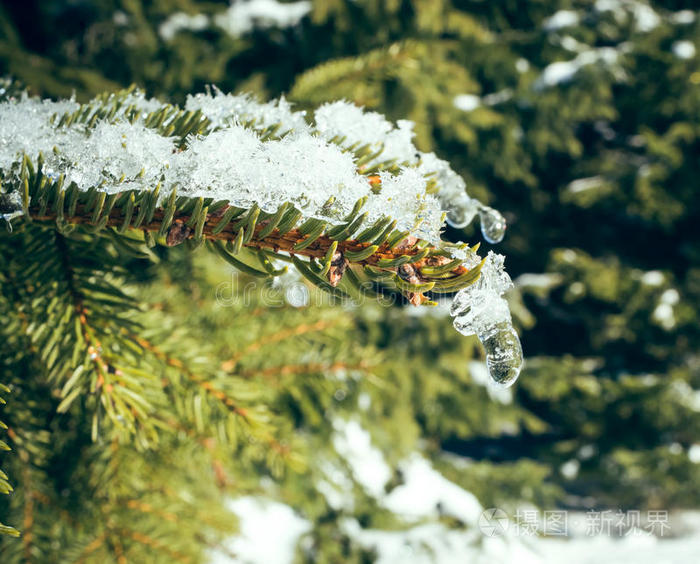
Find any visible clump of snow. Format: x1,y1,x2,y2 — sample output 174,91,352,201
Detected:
672,40,696,60
186,88,308,135
214,0,311,38
0,96,80,171
0,91,464,243
168,123,377,224
516,58,531,73
543,10,581,31
453,94,481,112
536,48,622,88
640,270,664,286
368,169,443,242
594,0,661,32
314,100,417,166
57,121,175,194
566,176,605,194
652,288,679,330
313,100,507,239
158,12,209,41
671,10,696,25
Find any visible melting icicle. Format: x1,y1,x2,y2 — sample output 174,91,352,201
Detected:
450,252,523,388
477,205,507,244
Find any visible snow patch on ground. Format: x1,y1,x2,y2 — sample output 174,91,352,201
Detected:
210,497,310,564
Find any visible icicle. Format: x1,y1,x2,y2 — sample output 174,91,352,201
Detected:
450,252,523,388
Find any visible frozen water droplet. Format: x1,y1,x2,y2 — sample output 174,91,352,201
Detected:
446,195,478,229
478,206,506,243
480,321,523,388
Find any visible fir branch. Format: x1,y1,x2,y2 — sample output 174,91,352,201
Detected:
29,201,472,306
222,319,339,369
240,361,370,382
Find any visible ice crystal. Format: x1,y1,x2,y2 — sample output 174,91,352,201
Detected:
56,121,175,194
0,96,80,171
186,89,308,135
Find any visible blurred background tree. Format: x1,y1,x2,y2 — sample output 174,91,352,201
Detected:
1,0,699,561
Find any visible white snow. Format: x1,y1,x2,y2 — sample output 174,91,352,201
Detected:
453,94,481,112
331,420,483,524
652,289,679,330
543,10,581,31
0,96,80,171
671,10,696,25
186,89,308,135
672,40,696,60
214,0,311,38
384,454,482,524
566,176,604,194
212,504,700,564
536,48,621,88
331,419,392,498
60,121,175,194
0,91,453,242
451,252,514,336
210,423,700,564
594,0,661,32
516,58,531,73
158,12,209,40
210,497,310,564
314,100,416,162
560,459,580,480
640,271,664,286
312,100,503,236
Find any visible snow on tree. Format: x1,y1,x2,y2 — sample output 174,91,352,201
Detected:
0,83,522,541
